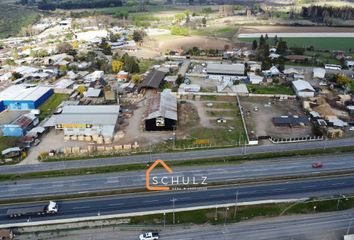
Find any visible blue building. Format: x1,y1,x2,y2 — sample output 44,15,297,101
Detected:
1,113,39,137
0,101,4,113
0,85,53,110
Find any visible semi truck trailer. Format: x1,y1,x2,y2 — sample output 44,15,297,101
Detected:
7,201,58,218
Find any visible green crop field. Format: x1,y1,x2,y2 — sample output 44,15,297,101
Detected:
0,4,40,39
239,37,354,52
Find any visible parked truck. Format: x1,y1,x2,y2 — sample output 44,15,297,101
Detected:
7,201,58,218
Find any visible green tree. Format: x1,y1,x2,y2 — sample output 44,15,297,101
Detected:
336,74,350,87
252,40,258,50
99,39,112,55
277,38,288,54
132,30,143,42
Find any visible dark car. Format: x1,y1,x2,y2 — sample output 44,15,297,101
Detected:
312,163,323,168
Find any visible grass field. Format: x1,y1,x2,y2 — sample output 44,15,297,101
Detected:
0,136,20,153
0,4,40,38
38,93,69,121
239,37,354,52
247,84,294,95
192,26,238,39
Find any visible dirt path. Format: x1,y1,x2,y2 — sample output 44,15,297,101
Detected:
190,101,212,128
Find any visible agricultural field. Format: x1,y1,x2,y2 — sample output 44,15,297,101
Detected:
0,4,40,38
192,26,238,39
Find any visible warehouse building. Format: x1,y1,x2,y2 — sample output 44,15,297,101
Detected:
0,101,4,113
1,113,38,137
207,63,245,76
139,69,167,91
144,91,177,131
54,105,120,139
0,85,53,110
292,80,315,98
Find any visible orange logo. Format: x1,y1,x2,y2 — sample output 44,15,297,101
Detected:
146,159,173,191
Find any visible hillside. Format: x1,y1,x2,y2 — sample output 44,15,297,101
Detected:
0,4,40,39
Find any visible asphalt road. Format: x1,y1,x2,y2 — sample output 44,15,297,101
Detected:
157,210,354,240
1,153,353,200
1,137,353,175
1,175,354,226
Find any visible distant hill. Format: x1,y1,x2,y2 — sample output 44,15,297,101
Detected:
0,4,39,39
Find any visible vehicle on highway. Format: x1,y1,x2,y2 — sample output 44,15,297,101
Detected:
139,232,159,240
7,201,58,218
325,64,342,70
312,163,323,168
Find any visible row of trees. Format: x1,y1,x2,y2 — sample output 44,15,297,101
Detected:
253,34,287,71
300,5,354,25
37,0,122,10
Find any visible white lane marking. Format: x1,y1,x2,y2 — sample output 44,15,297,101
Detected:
332,182,345,186
144,200,159,203
109,203,124,206
72,206,90,209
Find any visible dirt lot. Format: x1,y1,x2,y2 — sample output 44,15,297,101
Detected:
174,98,247,148
240,97,314,139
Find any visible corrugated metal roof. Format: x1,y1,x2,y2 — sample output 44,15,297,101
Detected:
55,105,120,125
140,69,167,89
207,63,245,75
85,88,102,98
292,80,315,92
144,92,177,120
0,85,52,102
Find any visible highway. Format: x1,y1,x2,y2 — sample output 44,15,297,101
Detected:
1,175,354,226
0,153,353,200
1,137,353,174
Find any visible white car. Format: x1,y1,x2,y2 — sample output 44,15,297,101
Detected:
139,232,159,240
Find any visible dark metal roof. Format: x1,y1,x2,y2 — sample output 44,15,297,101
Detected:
272,115,309,126
139,69,166,90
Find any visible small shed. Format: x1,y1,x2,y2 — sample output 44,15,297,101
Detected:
313,68,326,79
292,80,315,98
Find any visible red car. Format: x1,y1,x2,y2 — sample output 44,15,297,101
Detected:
312,163,323,168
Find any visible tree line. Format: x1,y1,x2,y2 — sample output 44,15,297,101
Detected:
37,0,122,10
300,5,354,25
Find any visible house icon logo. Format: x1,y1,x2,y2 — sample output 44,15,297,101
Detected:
146,159,173,191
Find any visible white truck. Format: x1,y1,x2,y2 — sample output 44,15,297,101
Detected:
139,232,159,240
7,201,59,218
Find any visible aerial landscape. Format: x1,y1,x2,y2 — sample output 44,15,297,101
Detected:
0,0,354,239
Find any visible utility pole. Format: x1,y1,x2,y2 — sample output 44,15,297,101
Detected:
234,191,239,218
163,212,166,230
347,217,353,235
171,198,176,225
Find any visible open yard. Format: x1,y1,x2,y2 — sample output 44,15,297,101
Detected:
240,96,314,140
247,84,294,95
174,98,247,149
38,93,69,122
0,136,20,153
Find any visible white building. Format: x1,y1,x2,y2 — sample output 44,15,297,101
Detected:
54,105,120,138
313,68,326,79
292,80,315,98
